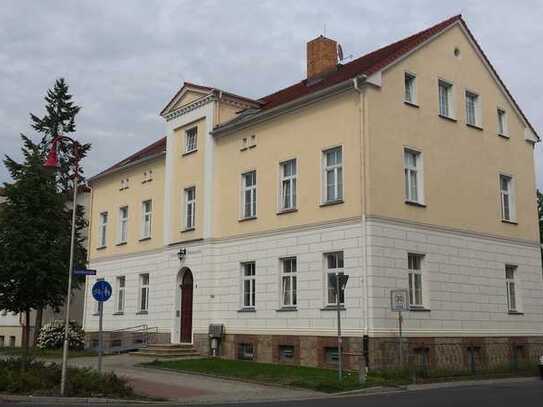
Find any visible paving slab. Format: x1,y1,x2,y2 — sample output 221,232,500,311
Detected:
63,354,320,403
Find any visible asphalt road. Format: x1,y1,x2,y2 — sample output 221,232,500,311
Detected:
1,380,542,406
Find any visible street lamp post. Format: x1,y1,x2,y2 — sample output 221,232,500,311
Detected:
335,271,349,381
44,134,80,397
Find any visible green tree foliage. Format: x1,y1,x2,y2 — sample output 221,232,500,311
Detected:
0,79,89,348
30,78,91,192
537,190,543,264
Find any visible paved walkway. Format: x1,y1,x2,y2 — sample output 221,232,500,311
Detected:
65,354,320,403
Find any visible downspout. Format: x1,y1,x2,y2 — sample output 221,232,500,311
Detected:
82,185,95,333
353,76,370,342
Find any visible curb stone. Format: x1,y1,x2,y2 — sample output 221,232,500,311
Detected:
1,375,539,405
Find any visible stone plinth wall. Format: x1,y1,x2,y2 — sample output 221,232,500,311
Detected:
194,333,543,372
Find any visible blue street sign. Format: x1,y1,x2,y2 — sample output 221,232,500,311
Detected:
73,269,97,276
92,280,112,302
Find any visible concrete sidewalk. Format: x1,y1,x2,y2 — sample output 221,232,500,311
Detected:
64,354,320,403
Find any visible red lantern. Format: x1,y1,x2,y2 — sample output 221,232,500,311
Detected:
44,137,60,168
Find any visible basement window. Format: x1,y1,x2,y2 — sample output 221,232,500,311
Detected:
237,343,255,360
279,345,295,362
325,346,339,366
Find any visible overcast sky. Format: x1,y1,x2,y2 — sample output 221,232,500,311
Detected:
1,0,542,188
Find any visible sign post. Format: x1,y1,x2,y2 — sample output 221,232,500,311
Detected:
390,289,409,368
334,272,349,381
92,280,112,373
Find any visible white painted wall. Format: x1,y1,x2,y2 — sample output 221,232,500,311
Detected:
366,216,543,337
83,216,543,340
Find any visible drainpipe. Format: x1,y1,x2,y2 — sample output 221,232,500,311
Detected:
353,75,371,369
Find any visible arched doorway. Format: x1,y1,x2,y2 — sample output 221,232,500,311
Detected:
180,269,193,343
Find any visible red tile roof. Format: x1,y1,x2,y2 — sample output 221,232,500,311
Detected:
259,15,462,110
89,136,166,182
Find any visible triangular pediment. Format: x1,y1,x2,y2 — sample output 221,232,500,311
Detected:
160,83,214,117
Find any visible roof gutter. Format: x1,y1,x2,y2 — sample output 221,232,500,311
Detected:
212,75,368,137
88,151,166,184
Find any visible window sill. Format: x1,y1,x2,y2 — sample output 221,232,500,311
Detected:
96,246,107,251
320,305,346,311
405,200,426,208
277,208,298,215
320,199,344,208
115,242,127,247
239,216,257,223
248,144,256,149
498,133,510,140
141,179,153,184
508,311,524,315
136,310,148,315
237,307,256,313
466,123,483,131
181,227,195,233
139,236,151,242
502,219,518,225
276,307,297,312
182,149,198,157
410,307,431,312
438,114,457,123
113,312,124,316
92,313,100,316
404,100,419,108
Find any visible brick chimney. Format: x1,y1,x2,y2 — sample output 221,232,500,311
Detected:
306,35,338,80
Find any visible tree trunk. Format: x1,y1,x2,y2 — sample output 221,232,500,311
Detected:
33,308,43,345
22,309,31,351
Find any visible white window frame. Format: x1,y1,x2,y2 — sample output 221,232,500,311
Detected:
184,186,196,230
325,252,345,306
404,72,417,105
241,171,257,219
438,79,454,119
98,211,108,248
241,262,256,308
184,127,198,154
322,146,343,203
408,253,425,308
118,206,129,244
465,90,481,127
404,148,424,204
140,200,152,239
139,273,150,312
499,173,516,222
115,276,126,313
497,107,508,137
279,159,297,211
505,265,518,312
280,257,297,307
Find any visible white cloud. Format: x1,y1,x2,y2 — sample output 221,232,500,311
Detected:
1,0,542,189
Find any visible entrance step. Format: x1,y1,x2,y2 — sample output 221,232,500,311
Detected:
130,343,201,359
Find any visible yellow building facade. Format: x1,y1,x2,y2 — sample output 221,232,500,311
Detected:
83,16,543,368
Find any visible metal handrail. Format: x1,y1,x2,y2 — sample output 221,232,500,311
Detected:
111,324,149,332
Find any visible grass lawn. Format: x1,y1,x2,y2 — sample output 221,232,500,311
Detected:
0,347,97,359
144,358,410,393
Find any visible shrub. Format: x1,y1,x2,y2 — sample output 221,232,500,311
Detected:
0,356,136,398
36,320,85,350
